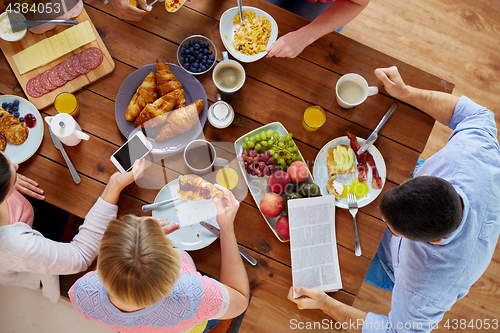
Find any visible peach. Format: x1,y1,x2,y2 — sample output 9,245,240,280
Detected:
268,170,292,194
276,216,290,239
260,192,283,218
287,161,309,183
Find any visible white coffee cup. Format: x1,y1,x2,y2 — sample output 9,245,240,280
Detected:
184,139,229,174
335,73,378,108
213,51,246,94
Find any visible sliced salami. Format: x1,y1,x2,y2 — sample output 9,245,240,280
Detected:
26,77,43,98
48,66,67,88
39,71,57,92
79,47,103,70
32,75,50,96
69,54,90,74
62,57,80,80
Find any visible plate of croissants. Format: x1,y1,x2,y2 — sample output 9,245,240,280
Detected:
115,59,208,154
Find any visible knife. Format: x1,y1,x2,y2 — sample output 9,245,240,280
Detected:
9,19,78,28
357,102,398,154
142,197,180,212
200,222,258,266
49,127,81,184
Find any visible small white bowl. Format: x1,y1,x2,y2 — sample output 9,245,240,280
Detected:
219,6,278,63
0,12,27,42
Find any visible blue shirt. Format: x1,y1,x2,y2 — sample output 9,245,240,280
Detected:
363,96,500,332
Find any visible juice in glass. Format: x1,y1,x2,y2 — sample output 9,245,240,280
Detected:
216,167,239,189
54,92,79,117
302,106,326,132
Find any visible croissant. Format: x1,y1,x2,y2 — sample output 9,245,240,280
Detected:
155,99,204,141
125,72,157,121
177,174,223,201
156,60,183,96
134,89,185,128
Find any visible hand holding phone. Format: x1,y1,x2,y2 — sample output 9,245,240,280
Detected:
110,132,153,173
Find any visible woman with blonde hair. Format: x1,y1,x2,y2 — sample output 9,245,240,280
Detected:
69,185,250,333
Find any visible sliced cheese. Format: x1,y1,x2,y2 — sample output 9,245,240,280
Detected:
12,21,97,75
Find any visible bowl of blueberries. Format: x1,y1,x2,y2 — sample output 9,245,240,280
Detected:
1,100,24,122
177,35,217,75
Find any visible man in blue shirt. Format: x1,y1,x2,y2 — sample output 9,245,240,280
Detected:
288,66,500,332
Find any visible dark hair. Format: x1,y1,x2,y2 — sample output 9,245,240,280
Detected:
0,153,12,203
380,176,462,242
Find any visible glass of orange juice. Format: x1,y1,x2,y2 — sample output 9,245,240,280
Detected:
302,105,326,132
54,92,79,117
216,167,239,189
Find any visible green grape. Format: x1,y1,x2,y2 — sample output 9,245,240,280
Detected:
268,139,274,145
260,131,267,140
280,162,287,169
255,134,261,141
273,132,279,139
273,153,279,160
278,158,285,164
269,149,276,155
247,141,255,149
242,143,249,150
244,136,250,142
261,140,268,147
249,135,256,142
255,143,262,151
266,129,273,138
278,142,284,148
292,154,300,161
286,133,293,140
278,137,285,142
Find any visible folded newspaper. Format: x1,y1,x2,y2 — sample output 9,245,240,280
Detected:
288,195,342,298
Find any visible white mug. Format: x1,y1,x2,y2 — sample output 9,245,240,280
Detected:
45,113,89,146
184,139,229,174
335,73,378,108
212,51,246,94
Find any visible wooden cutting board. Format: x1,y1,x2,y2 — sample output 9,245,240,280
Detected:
0,8,114,109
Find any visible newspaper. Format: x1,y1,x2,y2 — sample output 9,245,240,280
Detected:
288,195,342,298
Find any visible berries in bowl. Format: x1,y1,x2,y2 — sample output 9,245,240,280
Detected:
177,35,217,75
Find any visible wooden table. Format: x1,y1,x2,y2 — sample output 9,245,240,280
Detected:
0,0,453,331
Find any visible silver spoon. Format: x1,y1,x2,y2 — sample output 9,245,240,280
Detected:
147,0,164,7
237,0,243,23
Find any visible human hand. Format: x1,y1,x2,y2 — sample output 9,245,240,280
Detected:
151,217,180,235
108,159,146,191
266,31,309,58
109,0,151,21
16,173,45,200
287,286,329,311
374,66,410,101
212,184,239,232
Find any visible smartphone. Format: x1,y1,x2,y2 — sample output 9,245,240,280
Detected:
110,132,153,173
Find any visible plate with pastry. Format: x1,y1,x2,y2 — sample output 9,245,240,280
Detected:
115,60,208,154
313,132,386,209
0,95,43,164
152,175,223,251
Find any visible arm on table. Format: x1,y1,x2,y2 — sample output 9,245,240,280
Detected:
108,0,151,21
374,66,459,126
213,185,250,319
15,160,144,275
16,173,45,200
288,287,367,333
267,0,370,58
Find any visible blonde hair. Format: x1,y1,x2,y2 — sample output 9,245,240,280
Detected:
97,215,181,308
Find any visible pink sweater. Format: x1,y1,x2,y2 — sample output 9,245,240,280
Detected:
7,190,34,227
69,249,229,333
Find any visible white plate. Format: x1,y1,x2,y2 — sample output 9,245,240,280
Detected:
152,178,219,251
220,6,278,63
313,136,386,209
0,95,43,164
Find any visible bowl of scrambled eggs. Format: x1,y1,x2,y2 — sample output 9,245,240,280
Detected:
219,6,278,63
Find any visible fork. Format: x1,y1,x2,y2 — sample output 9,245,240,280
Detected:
347,193,362,257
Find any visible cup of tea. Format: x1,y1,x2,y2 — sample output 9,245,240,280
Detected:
184,139,229,174
335,74,378,109
213,51,246,94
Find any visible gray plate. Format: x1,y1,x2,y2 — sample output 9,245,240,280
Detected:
114,63,208,154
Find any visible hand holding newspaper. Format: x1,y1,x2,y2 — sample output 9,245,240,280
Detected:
288,195,342,298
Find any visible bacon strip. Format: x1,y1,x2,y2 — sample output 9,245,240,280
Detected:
347,132,368,182
366,152,383,189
